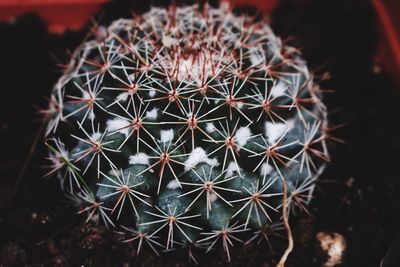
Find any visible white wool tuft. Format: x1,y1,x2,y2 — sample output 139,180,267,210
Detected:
160,129,174,143
89,110,95,120
225,161,242,178
128,73,136,81
214,99,222,105
129,152,150,166
236,102,244,109
116,92,129,101
184,147,219,172
109,169,122,177
146,108,158,120
90,132,102,141
162,35,179,48
106,118,130,137
167,180,180,189
249,47,265,66
260,162,273,177
270,80,287,98
176,52,220,85
206,122,216,133
82,90,91,100
234,127,252,149
148,89,156,97
264,120,294,143
210,192,218,203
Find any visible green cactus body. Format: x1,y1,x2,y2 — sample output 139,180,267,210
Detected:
45,3,329,262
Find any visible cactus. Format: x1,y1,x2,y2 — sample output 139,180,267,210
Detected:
44,3,329,262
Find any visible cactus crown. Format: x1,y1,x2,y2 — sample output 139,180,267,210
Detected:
44,3,329,262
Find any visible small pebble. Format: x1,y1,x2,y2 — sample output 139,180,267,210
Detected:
316,232,346,267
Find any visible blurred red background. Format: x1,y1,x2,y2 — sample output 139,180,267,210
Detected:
0,0,398,77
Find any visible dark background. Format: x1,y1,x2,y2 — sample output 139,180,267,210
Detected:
0,0,399,266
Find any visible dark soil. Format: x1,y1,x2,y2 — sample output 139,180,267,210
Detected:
1,0,399,266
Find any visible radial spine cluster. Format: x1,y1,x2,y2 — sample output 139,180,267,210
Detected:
44,3,329,262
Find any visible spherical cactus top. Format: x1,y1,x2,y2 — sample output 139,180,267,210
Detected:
44,3,329,262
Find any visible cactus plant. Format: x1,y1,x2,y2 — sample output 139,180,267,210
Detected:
44,2,329,262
